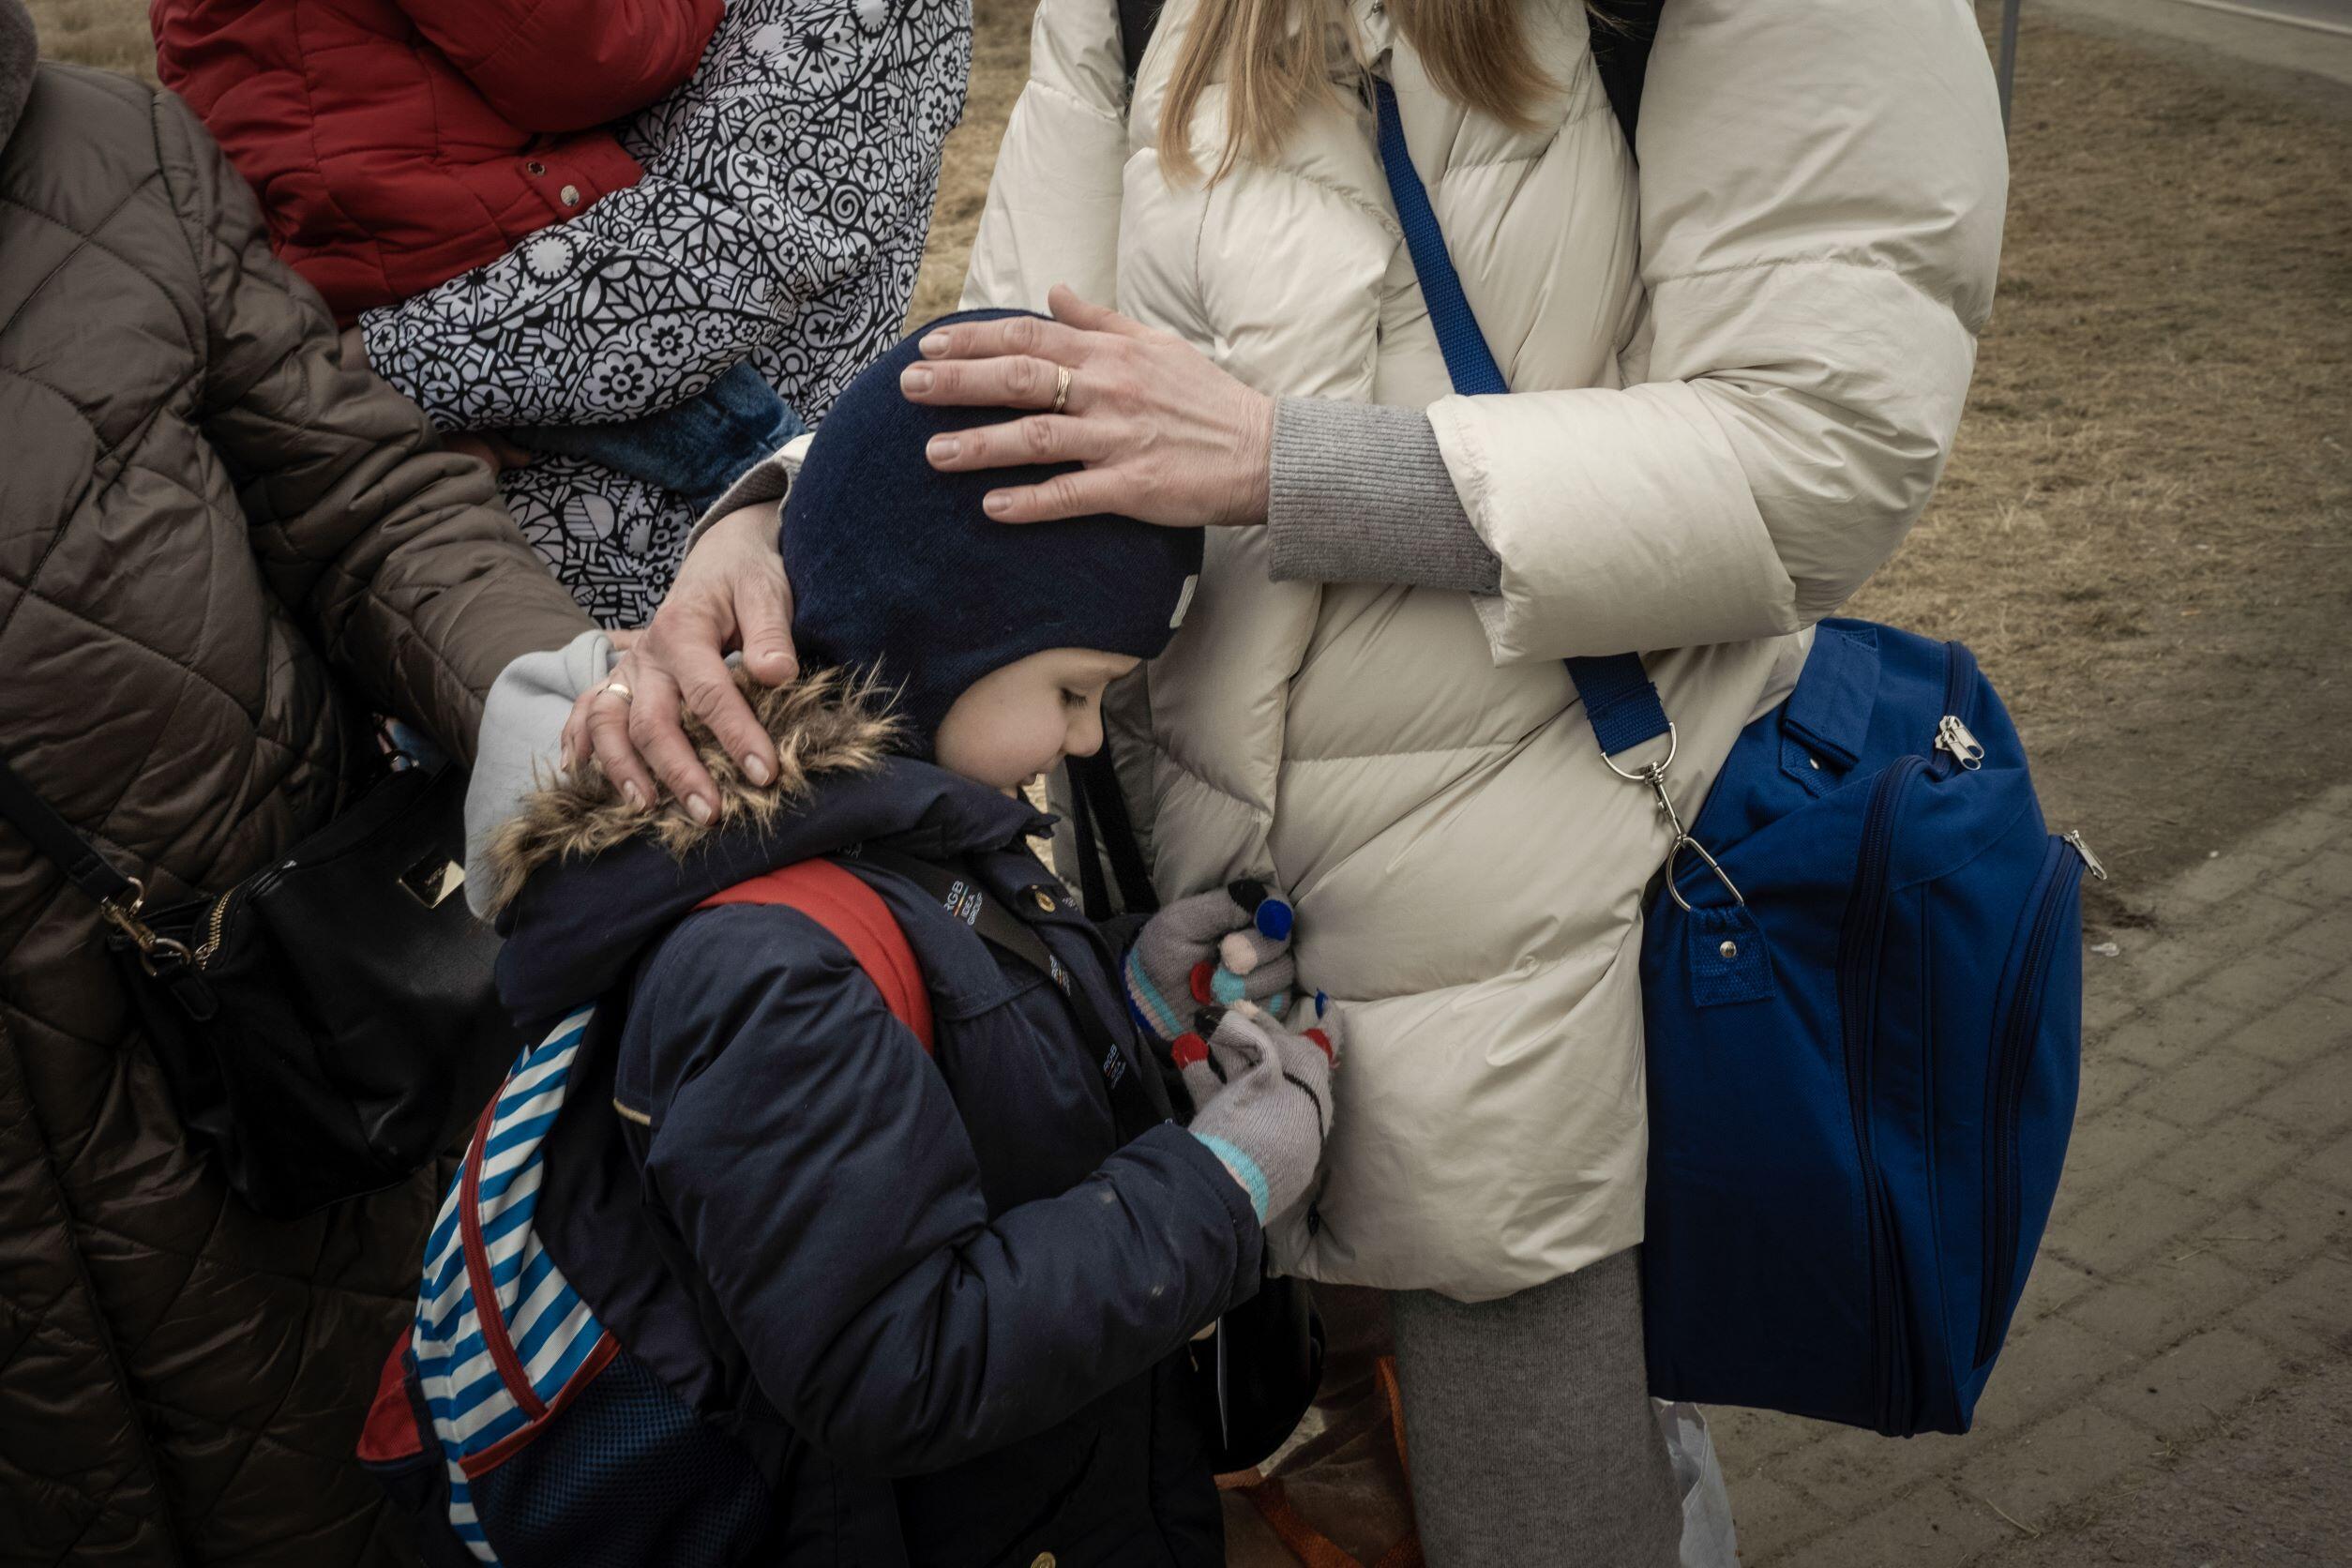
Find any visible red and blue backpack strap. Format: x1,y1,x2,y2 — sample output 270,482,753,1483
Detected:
695,858,934,1051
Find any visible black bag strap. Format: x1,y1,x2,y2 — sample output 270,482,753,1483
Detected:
1067,752,1158,918
0,751,139,908
1065,771,1114,924
0,751,204,979
1116,0,1162,83
861,848,1167,1139
1590,0,1666,152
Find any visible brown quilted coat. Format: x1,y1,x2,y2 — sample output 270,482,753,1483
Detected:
0,21,593,1564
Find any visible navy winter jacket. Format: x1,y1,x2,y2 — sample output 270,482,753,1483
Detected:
492,757,1262,1565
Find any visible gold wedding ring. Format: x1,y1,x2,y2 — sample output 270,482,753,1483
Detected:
1050,363,1072,415
603,680,634,704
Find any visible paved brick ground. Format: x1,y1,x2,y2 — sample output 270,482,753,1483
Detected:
1710,786,2352,1565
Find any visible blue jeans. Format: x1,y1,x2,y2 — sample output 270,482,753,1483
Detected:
512,361,805,509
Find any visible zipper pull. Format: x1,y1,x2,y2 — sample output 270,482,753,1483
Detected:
193,889,234,968
2064,829,2109,881
1935,716,1986,770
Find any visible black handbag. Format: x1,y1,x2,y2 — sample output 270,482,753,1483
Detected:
0,749,523,1219
1062,754,1328,1474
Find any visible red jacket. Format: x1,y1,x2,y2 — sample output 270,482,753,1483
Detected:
153,0,722,323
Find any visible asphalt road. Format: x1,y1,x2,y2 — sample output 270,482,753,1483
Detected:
2153,0,2352,35
2024,0,2352,84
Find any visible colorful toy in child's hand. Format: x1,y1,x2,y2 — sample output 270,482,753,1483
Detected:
1175,1000,1341,1224
1124,878,1298,1041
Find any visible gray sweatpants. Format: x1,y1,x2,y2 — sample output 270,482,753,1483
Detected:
1388,1249,1681,1568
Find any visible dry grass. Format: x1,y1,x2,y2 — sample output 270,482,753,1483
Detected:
34,1,2352,921
1844,17,2352,915
24,0,155,80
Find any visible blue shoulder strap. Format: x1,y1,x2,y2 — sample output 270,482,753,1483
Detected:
1371,81,1671,761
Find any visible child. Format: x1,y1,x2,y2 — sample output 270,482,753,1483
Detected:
371,314,1338,1567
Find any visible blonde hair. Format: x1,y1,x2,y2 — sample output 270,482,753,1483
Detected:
1158,0,1561,184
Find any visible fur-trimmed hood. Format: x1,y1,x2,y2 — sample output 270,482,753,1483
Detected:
482,667,901,916
487,672,1051,1033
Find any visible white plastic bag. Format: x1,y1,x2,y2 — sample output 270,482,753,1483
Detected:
1658,1400,1741,1568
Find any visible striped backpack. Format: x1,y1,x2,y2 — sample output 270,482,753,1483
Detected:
356,861,930,1567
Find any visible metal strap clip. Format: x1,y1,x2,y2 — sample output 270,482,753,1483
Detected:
98,877,192,975
1602,726,1745,913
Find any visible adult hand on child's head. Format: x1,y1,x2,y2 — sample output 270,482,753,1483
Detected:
559,500,795,822
1179,999,1340,1225
1124,880,1298,1043
898,283,1274,529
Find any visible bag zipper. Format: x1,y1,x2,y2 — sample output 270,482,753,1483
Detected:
193,889,236,968
2064,829,2109,882
1975,838,2088,1365
189,859,293,969
1933,642,1985,775
1839,751,1926,1433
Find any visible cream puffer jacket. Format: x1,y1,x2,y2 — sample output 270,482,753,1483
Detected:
965,0,2006,1300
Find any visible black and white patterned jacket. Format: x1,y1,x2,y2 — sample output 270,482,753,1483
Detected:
361,0,972,626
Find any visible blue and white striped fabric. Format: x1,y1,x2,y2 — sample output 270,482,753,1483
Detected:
412,1006,607,1564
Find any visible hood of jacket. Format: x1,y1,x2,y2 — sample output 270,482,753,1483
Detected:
490,675,1048,1029
1,0,34,148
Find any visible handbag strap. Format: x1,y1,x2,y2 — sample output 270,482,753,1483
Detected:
1068,750,1159,917
0,749,197,963
1116,0,1162,83
1369,81,1673,766
0,751,139,907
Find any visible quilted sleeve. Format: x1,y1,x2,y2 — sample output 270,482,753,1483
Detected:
960,0,1129,309
392,0,722,132
1427,0,2008,662
360,0,972,431
156,91,591,762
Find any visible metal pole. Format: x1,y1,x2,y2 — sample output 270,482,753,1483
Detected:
1998,0,2022,133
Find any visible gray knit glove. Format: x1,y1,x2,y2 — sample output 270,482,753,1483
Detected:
1124,879,1298,1042
1180,999,1341,1225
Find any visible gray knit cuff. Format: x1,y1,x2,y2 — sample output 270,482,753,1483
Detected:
677,432,813,562
683,446,796,554
1264,397,1501,596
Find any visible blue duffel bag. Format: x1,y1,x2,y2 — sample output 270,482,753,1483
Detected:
1628,622,2097,1436
1375,83,2098,1437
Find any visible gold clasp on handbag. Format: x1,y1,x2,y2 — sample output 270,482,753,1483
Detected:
98,877,193,975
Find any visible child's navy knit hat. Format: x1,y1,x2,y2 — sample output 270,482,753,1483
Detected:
783,310,1202,753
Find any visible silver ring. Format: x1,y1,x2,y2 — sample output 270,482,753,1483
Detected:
1050,363,1072,415
603,680,634,704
